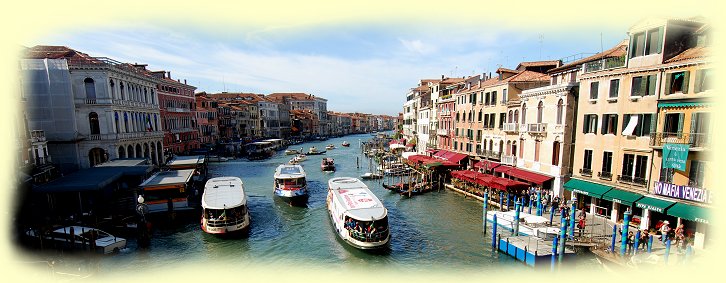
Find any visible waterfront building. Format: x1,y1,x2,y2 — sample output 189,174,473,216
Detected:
194,92,219,147
566,18,712,249
420,77,463,154
268,93,328,136
290,109,318,138
151,70,198,154
451,75,484,159
23,46,165,171
436,92,455,151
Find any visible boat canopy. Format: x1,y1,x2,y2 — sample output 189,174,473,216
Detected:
139,169,195,189
167,155,205,169
328,177,387,221
274,164,306,179
202,177,247,209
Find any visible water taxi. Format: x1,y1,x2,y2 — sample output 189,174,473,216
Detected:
326,177,390,249
273,164,308,204
325,144,336,150
201,177,251,235
341,141,350,147
307,147,326,155
246,141,275,160
25,226,126,254
321,158,335,171
285,149,301,155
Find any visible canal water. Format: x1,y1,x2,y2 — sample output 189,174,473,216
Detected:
17,133,603,279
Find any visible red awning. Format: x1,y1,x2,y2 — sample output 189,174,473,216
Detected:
433,150,445,158
435,150,468,163
425,149,437,153
451,170,529,190
474,160,500,170
494,165,553,185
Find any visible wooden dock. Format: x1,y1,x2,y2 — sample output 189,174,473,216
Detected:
498,235,577,267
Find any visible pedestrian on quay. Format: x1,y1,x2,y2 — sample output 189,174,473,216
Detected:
660,220,671,243
627,231,635,254
577,214,586,236
639,229,649,250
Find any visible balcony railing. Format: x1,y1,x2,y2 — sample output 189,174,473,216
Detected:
649,132,709,148
579,168,592,177
597,171,612,181
583,55,626,73
436,129,449,136
526,123,547,134
617,175,647,187
30,130,46,143
477,150,502,160
502,155,517,166
85,131,164,141
503,123,519,133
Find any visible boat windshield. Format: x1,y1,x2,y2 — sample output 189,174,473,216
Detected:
78,229,111,240
343,216,389,242
276,178,306,187
204,205,247,226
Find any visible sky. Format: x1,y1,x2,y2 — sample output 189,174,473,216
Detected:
26,20,632,116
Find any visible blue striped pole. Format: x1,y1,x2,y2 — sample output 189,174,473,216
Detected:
506,192,511,211
664,239,671,264
499,191,504,211
634,230,641,255
536,190,542,216
558,220,567,263
483,190,488,234
514,199,521,236
620,210,631,256
648,232,653,253
549,205,556,226
528,198,533,214
492,214,498,248
610,222,617,253
551,236,558,272
569,197,577,239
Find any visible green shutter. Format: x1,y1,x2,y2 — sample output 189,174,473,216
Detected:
677,113,685,134
682,71,690,94
648,75,657,96
690,113,697,134
650,113,657,134
664,73,672,94
694,69,702,93
583,115,588,134
640,76,648,96
601,115,607,134
656,27,663,54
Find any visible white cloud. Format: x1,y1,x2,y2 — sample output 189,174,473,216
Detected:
399,38,436,55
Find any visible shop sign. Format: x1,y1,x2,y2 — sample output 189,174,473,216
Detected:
662,143,689,171
653,181,711,203
635,203,665,213
573,189,590,196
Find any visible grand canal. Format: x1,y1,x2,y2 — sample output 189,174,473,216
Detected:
17,133,602,279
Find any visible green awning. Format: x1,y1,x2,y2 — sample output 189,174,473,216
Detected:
657,101,711,108
635,196,676,214
602,188,643,206
667,203,710,224
563,179,612,199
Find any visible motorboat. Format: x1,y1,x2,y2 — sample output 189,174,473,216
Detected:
341,141,350,147
201,177,251,235
307,147,326,155
25,226,127,254
285,149,301,155
321,158,335,171
326,177,389,249
360,172,383,180
207,155,228,162
326,144,336,150
273,164,308,204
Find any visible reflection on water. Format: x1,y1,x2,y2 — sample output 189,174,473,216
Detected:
17,134,604,277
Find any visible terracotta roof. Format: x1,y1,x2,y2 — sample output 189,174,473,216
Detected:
209,92,268,102
549,39,628,73
441,77,465,84
267,92,317,101
508,70,550,83
413,85,429,91
516,60,561,70
665,46,710,63
496,67,519,74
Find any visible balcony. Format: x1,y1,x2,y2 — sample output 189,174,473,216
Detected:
85,131,164,141
583,55,626,73
502,155,517,166
477,150,502,160
436,129,449,136
597,171,612,181
579,168,592,177
166,107,190,113
30,130,46,143
649,132,709,149
617,175,647,187
526,123,547,134
503,123,519,133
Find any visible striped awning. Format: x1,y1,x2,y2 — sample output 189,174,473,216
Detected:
657,101,711,108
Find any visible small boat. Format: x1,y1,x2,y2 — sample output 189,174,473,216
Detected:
360,172,383,179
25,226,127,254
382,164,411,176
341,141,350,147
307,147,326,155
274,164,308,204
295,154,307,161
201,177,251,235
288,158,300,165
321,158,335,171
326,177,390,249
382,182,409,193
285,149,300,155
326,144,336,150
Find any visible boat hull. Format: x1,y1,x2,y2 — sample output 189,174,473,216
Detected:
201,213,251,235
326,207,389,250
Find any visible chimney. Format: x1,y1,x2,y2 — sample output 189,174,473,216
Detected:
167,71,171,79
441,74,444,80
184,79,187,84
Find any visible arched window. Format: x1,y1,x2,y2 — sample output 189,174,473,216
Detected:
514,110,519,124
109,79,115,99
124,112,129,132
89,112,100,135
84,78,96,100
556,99,564,124
88,148,106,166
508,110,513,123
478,110,482,122
120,82,125,99
506,141,512,155
552,141,561,166
127,145,134,158
537,101,544,123
118,146,126,159
521,104,527,124
114,112,120,133
489,140,493,152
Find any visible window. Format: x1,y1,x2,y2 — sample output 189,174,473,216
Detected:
608,79,619,99
635,155,648,181
484,92,490,105
666,71,690,94
590,81,599,100
663,113,684,135
631,75,657,97
630,27,662,58
499,113,505,129
491,91,497,105
89,112,100,135
84,78,96,100
645,28,663,55
552,141,560,166
478,110,483,122
601,151,612,174
622,113,654,137
556,99,564,124
489,113,496,129
622,154,635,178
630,32,645,58
513,110,519,124
534,140,540,162
502,89,507,104
583,149,593,171
601,114,618,135
476,130,482,141
688,160,706,188
521,104,527,124
695,69,712,93
483,114,489,128
583,114,598,134
537,101,544,123
622,154,648,185
660,166,675,183
519,138,524,158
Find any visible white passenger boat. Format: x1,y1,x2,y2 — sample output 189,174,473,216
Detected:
201,177,251,235
274,164,308,204
326,144,336,150
285,149,300,155
360,172,383,179
326,177,390,249
25,226,126,254
486,210,560,240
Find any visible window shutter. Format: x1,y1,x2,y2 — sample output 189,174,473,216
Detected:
648,75,657,96
594,115,599,134
622,114,630,133
656,27,663,54
583,115,588,133
664,73,672,94
682,71,690,94
613,115,619,135
650,114,657,134
601,115,608,134
677,113,685,134
640,76,648,96
694,69,702,93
